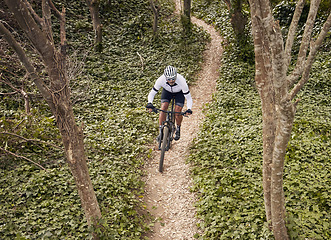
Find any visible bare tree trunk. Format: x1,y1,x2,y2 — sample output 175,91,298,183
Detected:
249,0,331,238
149,0,160,35
86,0,102,51
181,0,192,32
183,0,191,20
249,0,292,237
230,0,248,37
3,0,102,229
249,0,275,226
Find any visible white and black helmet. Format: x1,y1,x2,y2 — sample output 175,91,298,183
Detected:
164,66,177,81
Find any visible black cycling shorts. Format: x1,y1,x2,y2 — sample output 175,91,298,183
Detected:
161,89,185,107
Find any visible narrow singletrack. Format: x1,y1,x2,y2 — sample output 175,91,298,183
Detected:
143,1,223,239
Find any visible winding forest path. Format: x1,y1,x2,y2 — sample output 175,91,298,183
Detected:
143,1,223,239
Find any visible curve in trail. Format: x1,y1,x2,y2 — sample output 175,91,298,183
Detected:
143,2,223,239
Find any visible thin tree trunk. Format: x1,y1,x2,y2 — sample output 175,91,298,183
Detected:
271,97,294,239
181,0,192,32
268,15,291,239
183,0,191,20
249,0,275,225
230,0,248,37
59,105,102,226
149,0,160,35
86,0,102,51
249,0,289,238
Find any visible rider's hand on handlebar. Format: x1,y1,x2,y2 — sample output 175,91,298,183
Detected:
146,103,155,113
185,109,192,116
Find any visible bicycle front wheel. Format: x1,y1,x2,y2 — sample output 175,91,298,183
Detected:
159,126,169,172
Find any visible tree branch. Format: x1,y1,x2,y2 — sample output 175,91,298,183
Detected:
284,0,305,70
0,146,47,171
289,11,331,100
290,10,331,99
5,0,56,62
42,0,54,43
312,11,331,50
0,77,31,113
0,92,17,96
0,78,21,92
22,0,44,26
222,0,232,11
0,21,55,110
0,131,63,150
287,0,321,87
47,0,66,55
136,52,144,70
47,0,62,19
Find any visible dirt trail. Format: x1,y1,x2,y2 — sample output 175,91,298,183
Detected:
143,1,223,239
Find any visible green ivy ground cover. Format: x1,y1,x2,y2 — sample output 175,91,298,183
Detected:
191,0,330,239
0,0,209,239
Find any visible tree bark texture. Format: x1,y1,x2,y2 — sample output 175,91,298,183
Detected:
149,0,160,35
3,0,102,227
86,0,102,50
181,0,192,32
183,0,191,20
230,0,248,37
249,0,330,239
249,0,275,226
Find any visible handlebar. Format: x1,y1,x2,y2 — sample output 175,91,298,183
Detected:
152,108,188,116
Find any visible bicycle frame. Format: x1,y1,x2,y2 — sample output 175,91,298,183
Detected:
153,98,186,172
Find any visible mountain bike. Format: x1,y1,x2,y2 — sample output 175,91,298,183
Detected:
153,98,186,172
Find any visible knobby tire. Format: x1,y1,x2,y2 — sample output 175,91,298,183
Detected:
159,126,169,172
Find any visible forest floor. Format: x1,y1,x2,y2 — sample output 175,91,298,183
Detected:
142,1,223,239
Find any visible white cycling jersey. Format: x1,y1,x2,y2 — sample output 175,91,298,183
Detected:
148,73,193,109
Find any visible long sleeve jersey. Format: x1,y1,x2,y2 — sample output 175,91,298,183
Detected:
148,73,193,109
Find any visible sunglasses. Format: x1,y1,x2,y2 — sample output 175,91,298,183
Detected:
166,78,176,82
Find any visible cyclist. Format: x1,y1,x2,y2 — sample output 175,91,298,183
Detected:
146,65,193,141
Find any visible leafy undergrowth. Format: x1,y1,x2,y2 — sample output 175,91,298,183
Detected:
190,0,330,239
0,0,208,239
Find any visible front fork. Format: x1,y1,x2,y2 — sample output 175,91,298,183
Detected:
159,123,173,150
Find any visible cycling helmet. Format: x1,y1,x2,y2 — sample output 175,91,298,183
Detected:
164,66,177,81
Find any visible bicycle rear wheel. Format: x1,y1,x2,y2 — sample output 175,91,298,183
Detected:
159,126,169,172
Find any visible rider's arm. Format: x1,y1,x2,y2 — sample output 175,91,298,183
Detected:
147,76,163,103
148,88,158,103
184,91,193,109
177,74,193,109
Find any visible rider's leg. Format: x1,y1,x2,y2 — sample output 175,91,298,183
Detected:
156,101,169,142
173,91,185,141
174,105,183,141
159,102,169,126
174,105,183,126
174,91,185,127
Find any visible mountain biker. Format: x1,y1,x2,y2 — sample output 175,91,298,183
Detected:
146,65,193,141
